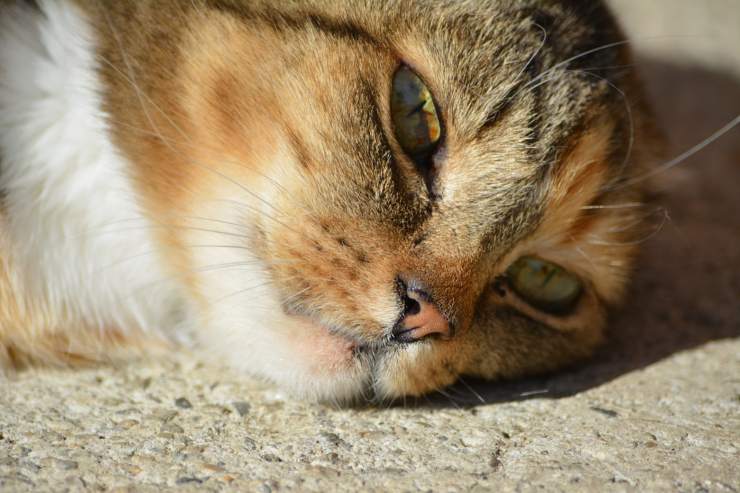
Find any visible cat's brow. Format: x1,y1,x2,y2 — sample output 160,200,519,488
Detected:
208,2,383,47
475,81,531,138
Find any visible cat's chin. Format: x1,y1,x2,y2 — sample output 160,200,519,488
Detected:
199,299,457,402
265,313,460,403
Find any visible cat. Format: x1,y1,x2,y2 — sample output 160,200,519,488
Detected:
0,0,660,402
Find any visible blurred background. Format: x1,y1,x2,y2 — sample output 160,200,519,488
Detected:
587,0,740,390
610,0,740,75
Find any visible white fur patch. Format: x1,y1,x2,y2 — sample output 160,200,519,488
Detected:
0,1,186,336
185,180,370,402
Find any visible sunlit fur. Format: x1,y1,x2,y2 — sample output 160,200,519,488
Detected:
0,0,189,369
0,0,659,401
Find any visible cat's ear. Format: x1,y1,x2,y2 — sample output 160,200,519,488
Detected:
546,115,615,218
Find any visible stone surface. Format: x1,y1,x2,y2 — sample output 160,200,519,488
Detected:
1,341,738,492
1,1,739,491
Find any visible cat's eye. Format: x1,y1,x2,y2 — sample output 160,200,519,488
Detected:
390,66,441,164
506,256,583,315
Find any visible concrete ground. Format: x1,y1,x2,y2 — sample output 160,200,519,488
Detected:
1,1,738,491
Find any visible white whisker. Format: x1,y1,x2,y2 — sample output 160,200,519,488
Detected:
581,202,644,210
614,114,740,188
458,377,486,404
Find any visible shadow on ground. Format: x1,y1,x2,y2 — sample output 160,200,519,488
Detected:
423,58,740,407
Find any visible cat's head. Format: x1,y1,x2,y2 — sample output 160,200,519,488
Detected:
105,0,657,401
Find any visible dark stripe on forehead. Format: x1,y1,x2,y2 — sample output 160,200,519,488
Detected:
473,9,550,141
205,0,383,46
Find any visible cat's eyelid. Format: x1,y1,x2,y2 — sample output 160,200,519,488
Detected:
504,255,583,316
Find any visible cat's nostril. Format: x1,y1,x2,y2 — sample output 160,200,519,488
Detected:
403,292,421,316
392,284,452,343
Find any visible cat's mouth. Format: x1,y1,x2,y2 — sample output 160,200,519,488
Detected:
282,307,383,368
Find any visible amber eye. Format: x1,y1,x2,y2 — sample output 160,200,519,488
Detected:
390,66,441,164
506,256,583,315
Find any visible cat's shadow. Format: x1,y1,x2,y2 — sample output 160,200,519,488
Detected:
421,58,740,408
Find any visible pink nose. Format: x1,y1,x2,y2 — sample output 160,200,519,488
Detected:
392,287,451,343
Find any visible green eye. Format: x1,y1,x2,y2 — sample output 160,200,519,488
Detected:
390,66,441,162
506,256,583,315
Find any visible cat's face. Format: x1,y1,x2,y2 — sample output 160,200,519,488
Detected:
103,1,655,401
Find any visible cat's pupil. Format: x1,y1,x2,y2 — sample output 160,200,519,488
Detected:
390,66,442,167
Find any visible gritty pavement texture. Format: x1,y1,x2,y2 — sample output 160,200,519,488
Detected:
1,1,739,492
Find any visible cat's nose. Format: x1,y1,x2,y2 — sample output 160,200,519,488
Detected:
391,284,452,343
